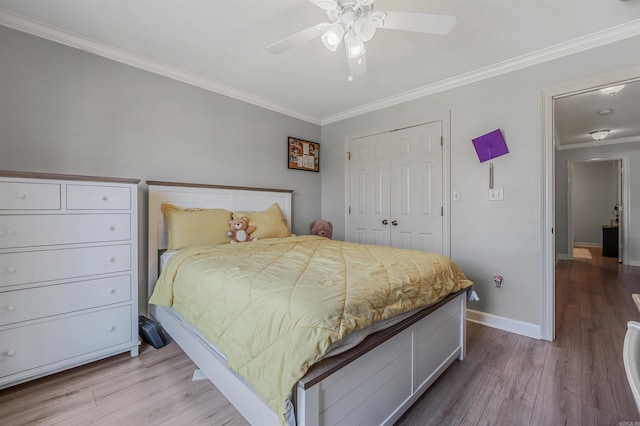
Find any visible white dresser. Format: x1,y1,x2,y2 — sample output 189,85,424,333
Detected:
0,171,140,388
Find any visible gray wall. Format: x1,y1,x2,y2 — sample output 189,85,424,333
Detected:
555,141,640,260
0,26,321,313
572,161,617,246
321,35,640,326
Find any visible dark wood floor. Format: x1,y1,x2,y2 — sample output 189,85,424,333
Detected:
1,246,639,425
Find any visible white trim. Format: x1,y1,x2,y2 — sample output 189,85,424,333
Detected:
343,114,451,257
1,9,639,126
541,83,556,342
0,10,320,126
442,112,452,258
541,65,640,343
556,253,569,260
630,260,640,267
567,161,574,261
467,309,541,340
573,242,602,248
321,19,640,125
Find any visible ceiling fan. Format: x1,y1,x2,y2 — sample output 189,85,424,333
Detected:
266,0,456,79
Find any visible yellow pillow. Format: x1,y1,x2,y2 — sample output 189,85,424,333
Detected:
161,203,232,250
232,203,290,240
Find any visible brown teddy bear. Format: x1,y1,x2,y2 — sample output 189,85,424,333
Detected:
310,220,333,239
227,217,257,243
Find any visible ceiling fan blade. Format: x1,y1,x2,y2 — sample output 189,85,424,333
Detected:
379,11,456,35
266,24,330,55
348,54,367,76
309,0,338,11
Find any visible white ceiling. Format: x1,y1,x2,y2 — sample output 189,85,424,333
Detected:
555,78,640,147
1,0,640,131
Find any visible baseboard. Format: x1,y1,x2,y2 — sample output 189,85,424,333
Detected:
574,242,602,248
629,260,640,267
467,309,541,339
556,253,568,260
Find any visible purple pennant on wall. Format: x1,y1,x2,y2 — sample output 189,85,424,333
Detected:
472,129,508,163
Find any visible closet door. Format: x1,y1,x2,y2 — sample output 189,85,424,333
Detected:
348,121,443,253
349,132,391,246
389,122,443,252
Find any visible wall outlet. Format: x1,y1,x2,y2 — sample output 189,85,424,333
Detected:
489,188,504,201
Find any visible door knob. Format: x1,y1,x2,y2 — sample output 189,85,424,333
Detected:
392,220,398,226
382,219,388,225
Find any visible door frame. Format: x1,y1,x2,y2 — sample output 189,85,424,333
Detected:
344,113,451,257
541,65,640,341
566,157,629,263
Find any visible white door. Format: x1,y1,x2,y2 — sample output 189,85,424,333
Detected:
348,122,444,253
349,132,391,246
389,122,443,252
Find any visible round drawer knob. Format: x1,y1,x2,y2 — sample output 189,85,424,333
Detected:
107,326,117,332
17,194,26,200
100,196,108,201
5,305,15,312
6,266,16,273
108,288,116,294
106,258,115,263
7,229,16,236
4,350,16,356
106,226,115,231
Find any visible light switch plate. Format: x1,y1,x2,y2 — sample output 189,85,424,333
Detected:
489,188,504,201
452,190,461,201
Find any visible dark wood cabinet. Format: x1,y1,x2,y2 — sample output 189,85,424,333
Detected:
602,225,619,258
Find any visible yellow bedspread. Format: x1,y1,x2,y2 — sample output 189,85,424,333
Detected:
150,235,472,421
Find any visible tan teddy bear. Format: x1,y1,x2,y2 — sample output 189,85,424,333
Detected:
310,220,333,239
227,217,257,243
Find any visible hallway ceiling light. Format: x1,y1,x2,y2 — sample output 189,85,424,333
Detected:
590,130,610,140
597,109,613,115
599,84,625,95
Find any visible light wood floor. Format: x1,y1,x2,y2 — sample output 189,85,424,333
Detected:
1,246,639,425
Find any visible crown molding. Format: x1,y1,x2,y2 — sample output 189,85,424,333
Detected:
320,18,640,125
0,10,321,126
1,9,639,128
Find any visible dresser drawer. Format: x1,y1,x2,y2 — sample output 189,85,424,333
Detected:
0,245,131,288
0,275,131,326
0,182,60,210
0,214,131,249
0,305,132,378
67,185,131,210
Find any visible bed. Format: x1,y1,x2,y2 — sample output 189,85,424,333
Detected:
147,181,472,426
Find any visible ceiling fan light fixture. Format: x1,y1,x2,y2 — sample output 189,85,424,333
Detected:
345,31,365,58
321,24,345,51
590,130,610,141
599,84,625,95
354,17,376,41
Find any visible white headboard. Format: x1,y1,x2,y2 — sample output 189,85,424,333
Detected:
147,181,293,297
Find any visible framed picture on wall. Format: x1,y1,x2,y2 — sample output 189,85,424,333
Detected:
288,137,319,172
